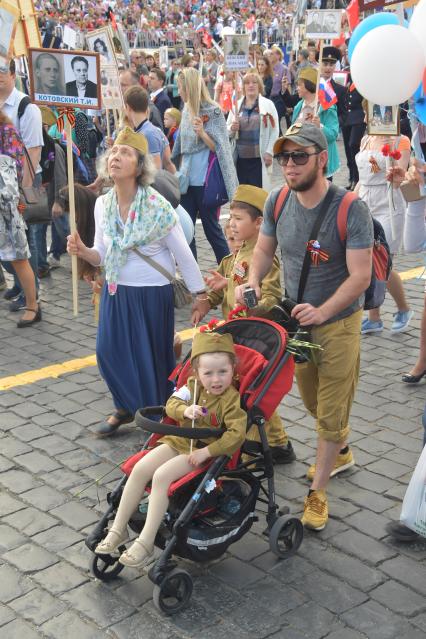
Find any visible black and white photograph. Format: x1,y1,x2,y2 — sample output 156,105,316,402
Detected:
100,64,123,110
305,10,342,40
367,101,400,136
0,2,19,58
29,48,101,109
223,33,250,71
85,27,116,65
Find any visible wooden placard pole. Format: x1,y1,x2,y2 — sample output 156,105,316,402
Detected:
105,107,111,139
112,108,119,132
65,116,79,316
314,40,324,114
196,51,204,116
233,71,239,141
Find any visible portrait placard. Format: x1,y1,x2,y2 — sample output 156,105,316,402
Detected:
367,102,400,136
100,63,123,109
85,27,116,65
305,10,342,40
159,45,168,69
13,0,41,56
359,0,404,9
28,48,101,110
332,71,348,87
0,2,18,58
63,25,77,50
223,33,250,71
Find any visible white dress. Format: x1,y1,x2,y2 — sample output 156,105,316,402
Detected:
355,142,407,254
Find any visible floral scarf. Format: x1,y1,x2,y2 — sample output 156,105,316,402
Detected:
102,185,177,295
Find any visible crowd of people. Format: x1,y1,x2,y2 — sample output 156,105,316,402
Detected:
0,4,424,546
37,0,294,49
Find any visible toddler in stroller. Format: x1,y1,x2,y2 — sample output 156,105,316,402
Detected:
86,318,303,614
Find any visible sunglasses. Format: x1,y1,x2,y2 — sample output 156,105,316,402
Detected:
274,150,320,166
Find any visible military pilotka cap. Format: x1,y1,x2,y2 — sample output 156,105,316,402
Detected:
191,332,235,362
273,122,328,155
39,106,56,127
114,126,148,155
233,184,268,215
298,66,318,86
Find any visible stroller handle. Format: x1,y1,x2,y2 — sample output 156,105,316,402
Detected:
135,407,226,439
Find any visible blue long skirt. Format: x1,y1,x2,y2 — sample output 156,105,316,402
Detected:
96,284,175,415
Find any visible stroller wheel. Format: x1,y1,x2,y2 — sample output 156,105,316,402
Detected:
269,515,303,559
91,552,125,582
153,568,193,615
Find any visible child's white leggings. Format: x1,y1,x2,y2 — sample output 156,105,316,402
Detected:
112,444,194,550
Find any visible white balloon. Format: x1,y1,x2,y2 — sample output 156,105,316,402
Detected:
409,1,426,59
351,25,425,106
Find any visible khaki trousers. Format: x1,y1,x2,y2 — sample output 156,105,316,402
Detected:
295,309,362,444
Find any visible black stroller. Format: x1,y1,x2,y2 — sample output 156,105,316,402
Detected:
85,317,303,614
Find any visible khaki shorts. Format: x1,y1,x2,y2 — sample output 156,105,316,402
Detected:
295,309,362,443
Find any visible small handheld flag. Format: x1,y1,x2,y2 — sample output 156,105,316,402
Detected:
318,78,337,110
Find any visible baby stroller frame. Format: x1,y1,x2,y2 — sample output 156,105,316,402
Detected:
85,318,304,614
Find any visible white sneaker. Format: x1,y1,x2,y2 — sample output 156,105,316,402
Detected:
47,254,61,269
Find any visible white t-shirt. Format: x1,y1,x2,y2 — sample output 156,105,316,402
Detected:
3,88,43,172
93,196,204,290
3,88,43,150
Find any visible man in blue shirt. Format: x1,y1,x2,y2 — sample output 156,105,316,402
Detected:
123,85,175,174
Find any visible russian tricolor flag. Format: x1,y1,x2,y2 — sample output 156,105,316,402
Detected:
318,78,337,110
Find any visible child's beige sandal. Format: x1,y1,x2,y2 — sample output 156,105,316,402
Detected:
118,539,154,568
94,529,128,555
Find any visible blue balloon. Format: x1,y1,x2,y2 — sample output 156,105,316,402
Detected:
413,80,426,125
176,204,195,245
348,13,400,62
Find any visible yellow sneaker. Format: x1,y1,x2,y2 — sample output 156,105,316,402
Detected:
301,489,328,531
306,449,355,481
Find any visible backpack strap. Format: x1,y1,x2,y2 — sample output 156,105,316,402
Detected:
17,96,31,120
273,185,291,226
336,191,359,243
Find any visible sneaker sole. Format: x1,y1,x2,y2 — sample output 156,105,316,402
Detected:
301,520,327,531
329,459,355,478
361,327,383,335
307,459,355,481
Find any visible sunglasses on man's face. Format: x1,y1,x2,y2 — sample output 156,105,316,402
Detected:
274,150,320,166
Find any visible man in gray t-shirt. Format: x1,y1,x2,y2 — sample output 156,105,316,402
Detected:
236,122,373,532
262,181,373,324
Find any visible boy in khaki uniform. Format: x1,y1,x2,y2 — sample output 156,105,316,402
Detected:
192,185,295,464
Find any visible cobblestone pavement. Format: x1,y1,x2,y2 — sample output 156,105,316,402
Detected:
1,156,426,639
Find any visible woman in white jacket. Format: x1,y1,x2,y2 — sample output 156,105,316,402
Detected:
227,72,279,192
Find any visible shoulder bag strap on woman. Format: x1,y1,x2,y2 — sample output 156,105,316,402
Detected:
132,247,174,282
22,145,37,184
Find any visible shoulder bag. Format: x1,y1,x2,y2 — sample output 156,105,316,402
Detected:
202,151,228,209
19,147,50,225
132,247,192,309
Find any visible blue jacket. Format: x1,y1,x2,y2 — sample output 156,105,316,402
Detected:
152,89,172,121
291,101,340,177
